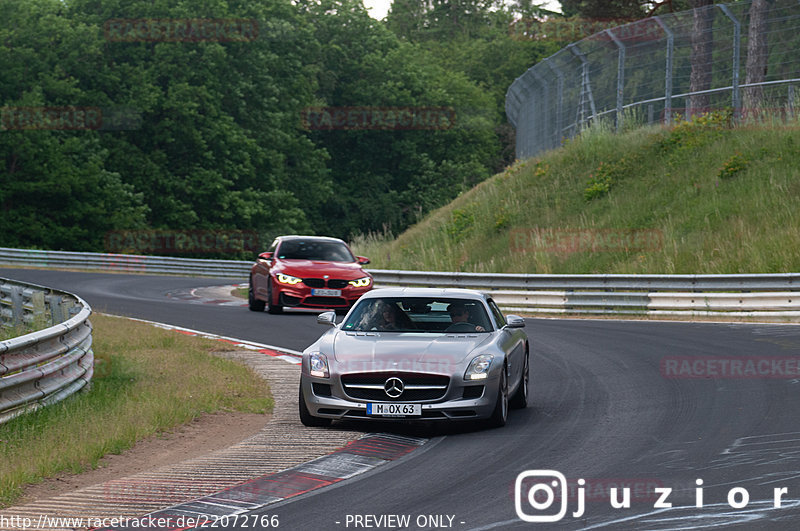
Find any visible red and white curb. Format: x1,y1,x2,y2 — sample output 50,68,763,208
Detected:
103,314,302,365
98,434,429,530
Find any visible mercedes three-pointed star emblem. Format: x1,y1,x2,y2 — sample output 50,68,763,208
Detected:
384,377,405,398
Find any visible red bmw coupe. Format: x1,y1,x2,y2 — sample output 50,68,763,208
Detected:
249,235,373,314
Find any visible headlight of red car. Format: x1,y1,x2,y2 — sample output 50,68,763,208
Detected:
348,277,372,288
276,273,303,285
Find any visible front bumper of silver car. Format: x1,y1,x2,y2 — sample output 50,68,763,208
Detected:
300,373,501,421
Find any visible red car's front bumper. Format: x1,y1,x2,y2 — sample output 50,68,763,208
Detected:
275,282,372,309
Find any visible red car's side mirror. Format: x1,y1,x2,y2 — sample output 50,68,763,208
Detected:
259,251,274,261
357,256,370,265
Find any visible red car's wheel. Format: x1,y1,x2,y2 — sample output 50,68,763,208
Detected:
248,277,265,312
267,277,283,314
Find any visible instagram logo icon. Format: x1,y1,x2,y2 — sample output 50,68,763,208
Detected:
515,470,570,522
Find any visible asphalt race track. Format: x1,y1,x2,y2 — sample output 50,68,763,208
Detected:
4,268,800,529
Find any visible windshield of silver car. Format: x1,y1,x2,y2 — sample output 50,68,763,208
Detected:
342,297,493,333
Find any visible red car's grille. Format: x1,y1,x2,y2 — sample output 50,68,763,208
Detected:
302,278,350,289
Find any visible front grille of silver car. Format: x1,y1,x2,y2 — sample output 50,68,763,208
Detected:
341,372,449,402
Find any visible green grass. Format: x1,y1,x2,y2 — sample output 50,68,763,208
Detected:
0,313,52,341
353,113,800,274
232,286,248,299
0,325,30,341
0,314,272,508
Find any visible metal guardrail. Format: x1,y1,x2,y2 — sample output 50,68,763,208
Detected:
0,278,94,424
507,0,800,160
367,269,800,291
0,247,798,318
369,270,800,318
0,247,249,278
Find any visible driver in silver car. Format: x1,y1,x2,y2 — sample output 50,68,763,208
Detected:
446,303,485,332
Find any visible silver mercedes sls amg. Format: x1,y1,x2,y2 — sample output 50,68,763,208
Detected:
299,288,529,428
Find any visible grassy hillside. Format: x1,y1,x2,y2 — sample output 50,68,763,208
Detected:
352,112,800,274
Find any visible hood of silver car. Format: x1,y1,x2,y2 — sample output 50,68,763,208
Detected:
331,330,492,367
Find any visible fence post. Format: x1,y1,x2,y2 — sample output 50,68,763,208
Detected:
517,77,536,159
790,85,795,118
9,286,23,328
531,69,552,150
47,294,64,324
606,29,626,131
654,16,674,124
718,4,741,119
568,43,597,128
31,290,46,326
545,59,565,147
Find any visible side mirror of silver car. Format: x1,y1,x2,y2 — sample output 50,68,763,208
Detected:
317,311,337,326
504,315,525,329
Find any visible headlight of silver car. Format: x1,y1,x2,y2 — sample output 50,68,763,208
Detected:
309,352,330,378
464,354,493,380
348,277,371,288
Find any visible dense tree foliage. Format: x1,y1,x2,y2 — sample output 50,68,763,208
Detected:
559,0,646,19
386,1,557,168
302,0,503,237
558,1,705,19
0,0,148,251
0,0,552,254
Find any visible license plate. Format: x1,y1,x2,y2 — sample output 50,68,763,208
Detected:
367,403,422,417
311,289,342,297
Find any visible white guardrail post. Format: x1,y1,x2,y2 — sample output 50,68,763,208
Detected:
0,277,93,425
0,247,798,319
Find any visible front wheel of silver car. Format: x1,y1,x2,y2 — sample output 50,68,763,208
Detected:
487,368,508,428
509,350,529,409
299,385,331,427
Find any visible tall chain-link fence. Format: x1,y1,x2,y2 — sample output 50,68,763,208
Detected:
506,0,800,160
